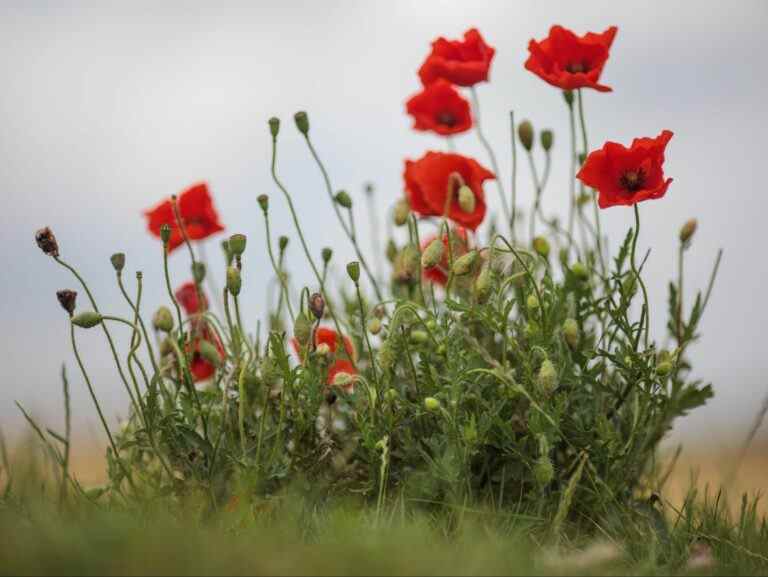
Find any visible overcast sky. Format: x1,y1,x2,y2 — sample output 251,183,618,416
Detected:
1,0,767,446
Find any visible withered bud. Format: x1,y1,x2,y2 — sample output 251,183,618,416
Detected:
518,120,534,151
35,227,59,257
257,194,269,213
321,247,333,263
335,190,352,209
56,289,77,317
110,253,125,273
294,111,310,135
309,292,325,320
679,219,698,244
268,117,280,138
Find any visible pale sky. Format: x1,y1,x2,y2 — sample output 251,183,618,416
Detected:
1,0,767,446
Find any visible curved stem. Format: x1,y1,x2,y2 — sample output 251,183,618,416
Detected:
261,207,295,322
631,204,651,349
162,245,184,337
355,281,379,389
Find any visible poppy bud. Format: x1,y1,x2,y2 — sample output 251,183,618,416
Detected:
294,111,309,135
368,317,382,335
532,236,550,258
526,294,539,311
394,245,419,284
571,262,589,281
657,361,672,377
309,292,325,320
386,240,398,263
110,253,125,273
537,359,557,393
35,227,59,257
456,184,476,214
540,129,554,152
563,318,579,349
473,264,493,303
278,236,289,252
410,330,428,344
679,219,698,244
393,199,410,227
257,194,269,213
226,266,242,296
72,311,103,329
534,456,555,487
332,371,354,388
346,261,360,283
316,342,331,357
334,190,352,209
56,289,77,317
152,306,174,333
229,234,247,257
378,339,395,371
452,250,478,276
198,340,222,368
563,90,574,107
293,313,313,346
384,388,398,403
518,120,534,151
159,338,174,357
421,238,444,269
424,397,441,412
268,117,280,138
192,262,206,284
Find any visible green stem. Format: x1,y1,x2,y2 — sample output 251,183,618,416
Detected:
566,100,577,247
631,205,651,349
261,207,295,322
510,111,518,243
355,281,379,389
162,245,184,337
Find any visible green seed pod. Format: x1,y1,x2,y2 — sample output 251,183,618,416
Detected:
571,261,590,281
563,318,579,349
293,111,309,135
321,247,333,264
393,199,410,227
657,361,672,377
537,359,557,393
160,224,172,245
268,117,280,138
346,261,360,283
257,194,269,213
473,264,493,303
229,234,247,257
424,397,441,412
368,317,382,335
198,340,222,368
518,120,534,151
421,238,444,269
532,236,550,258
152,306,174,333
540,129,554,152
192,261,206,284
110,253,125,273
72,311,103,329
335,190,352,209
526,294,539,311
534,456,555,487
452,250,478,276
226,266,242,296
679,218,698,244
457,185,476,214
385,239,398,263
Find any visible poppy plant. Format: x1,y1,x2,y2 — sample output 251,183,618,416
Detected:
418,28,495,87
406,80,472,136
175,281,208,315
525,25,618,92
577,130,674,209
188,328,225,382
404,151,493,230
144,182,225,253
421,227,469,286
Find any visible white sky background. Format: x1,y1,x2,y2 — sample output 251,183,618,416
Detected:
1,0,767,446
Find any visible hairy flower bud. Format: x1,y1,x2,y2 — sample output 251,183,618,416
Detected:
452,250,478,276
226,266,242,296
152,306,174,333
278,236,289,252
257,194,269,213
293,111,309,135
346,261,360,283
571,262,589,281
160,224,171,245
421,238,444,269
393,199,410,227
56,289,77,317
35,227,59,257
386,239,398,263
457,185,476,214
424,397,441,412
473,264,493,303
110,253,125,273
518,120,534,151
309,292,325,320
394,245,420,285
321,247,333,264
72,311,103,329
334,190,352,209
656,361,672,377
229,234,247,257
198,340,222,368
368,317,382,335
563,318,579,349
192,262,206,284
540,129,554,152
526,294,539,311
533,236,550,258
679,219,698,244
268,117,280,138
534,456,555,487
537,359,557,393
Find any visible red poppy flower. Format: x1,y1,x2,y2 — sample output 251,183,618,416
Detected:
188,326,225,382
175,281,208,315
577,130,674,209
421,227,469,286
404,151,493,231
418,28,495,87
290,327,357,362
327,359,357,393
406,80,472,136
144,181,225,253
525,25,618,92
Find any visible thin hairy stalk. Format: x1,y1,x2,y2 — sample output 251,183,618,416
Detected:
117,273,160,376
355,281,380,388
198,242,224,317
238,360,249,457
260,207,295,322
162,245,185,336
168,338,210,442
364,184,385,283
630,205,651,349
408,215,428,306
59,365,71,505
170,195,205,304
566,101,578,245
510,111,518,242
470,87,511,232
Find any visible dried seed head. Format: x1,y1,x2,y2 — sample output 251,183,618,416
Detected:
308,292,325,320
293,111,309,135
56,289,77,317
110,253,126,273
152,306,174,333
518,120,534,151
35,227,59,257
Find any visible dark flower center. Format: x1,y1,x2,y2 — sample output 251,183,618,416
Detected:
619,169,646,193
566,61,589,74
437,112,456,127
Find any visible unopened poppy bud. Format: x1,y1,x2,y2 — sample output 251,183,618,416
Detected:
56,289,77,317
229,234,247,257
657,361,672,377
526,294,539,311
571,262,589,281
518,120,534,151
473,264,493,303
257,194,269,213
321,247,333,264
457,185,476,214
540,129,554,152
346,261,360,283
159,224,171,245
410,330,428,344
316,342,331,357
563,90,574,107
152,306,174,333
533,236,550,258
679,219,698,244
394,245,420,284
368,317,382,335
332,371,354,388
268,117,280,138
198,340,222,368
309,292,325,320
72,311,103,329
293,313,313,346
534,456,555,487
335,190,352,209
159,338,174,357
386,239,398,263
192,262,206,284
424,397,441,412
278,236,289,252
563,318,579,349
421,238,444,269
384,388,398,403
452,250,478,276
537,359,557,393
394,199,410,227
35,227,59,257
226,266,242,296
294,111,309,135
110,253,125,273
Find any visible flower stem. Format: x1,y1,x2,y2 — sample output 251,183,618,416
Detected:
509,111,518,243
355,281,379,389
260,206,295,323
162,245,185,338
631,204,651,349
